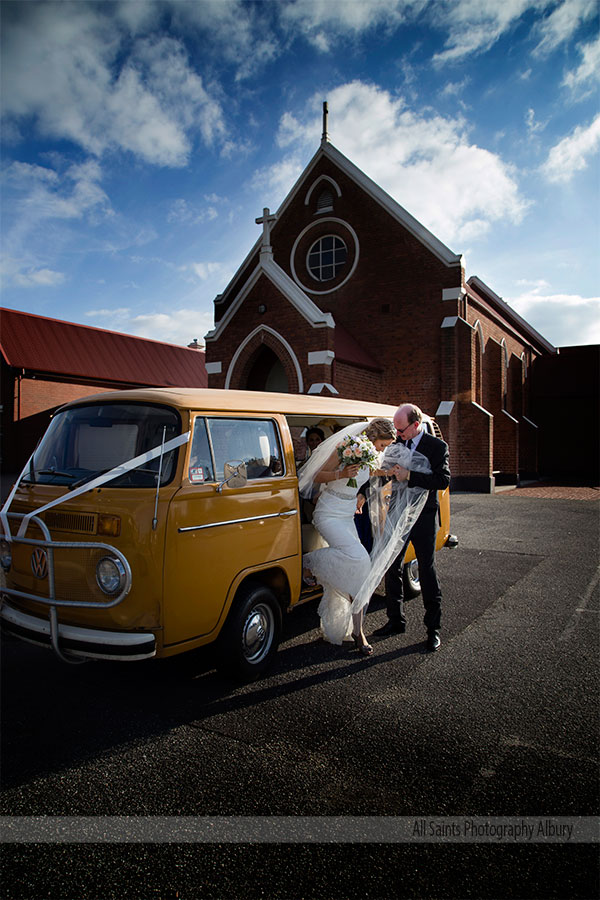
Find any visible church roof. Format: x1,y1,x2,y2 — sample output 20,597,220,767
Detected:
0,307,208,387
466,277,556,354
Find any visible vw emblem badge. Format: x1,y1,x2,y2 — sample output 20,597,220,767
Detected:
31,548,48,579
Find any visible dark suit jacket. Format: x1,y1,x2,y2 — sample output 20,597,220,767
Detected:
406,431,451,514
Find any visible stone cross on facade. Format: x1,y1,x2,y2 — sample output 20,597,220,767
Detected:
255,207,277,253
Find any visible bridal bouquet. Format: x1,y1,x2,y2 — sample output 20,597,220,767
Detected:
336,433,379,487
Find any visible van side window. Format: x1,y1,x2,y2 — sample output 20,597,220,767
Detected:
189,417,214,483
208,418,283,481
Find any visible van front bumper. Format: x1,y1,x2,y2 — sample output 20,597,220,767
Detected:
1,602,156,662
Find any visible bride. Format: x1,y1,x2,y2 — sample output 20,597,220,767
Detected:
299,417,433,655
299,418,397,655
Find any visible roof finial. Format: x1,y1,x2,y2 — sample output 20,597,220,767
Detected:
322,100,329,144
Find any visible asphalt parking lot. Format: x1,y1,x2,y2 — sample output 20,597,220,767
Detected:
1,491,599,899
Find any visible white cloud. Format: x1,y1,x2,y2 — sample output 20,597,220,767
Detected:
1,3,226,167
82,305,214,346
508,284,600,346
167,198,218,225
6,159,111,226
86,307,131,320
533,0,597,56
428,0,594,67
541,114,600,183
190,262,224,281
526,108,546,136
13,268,66,288
168,0,279,81
431,0,537,65
2,158,114,288
251,156,306,206
129,308,215,346
265,83,527,247
562,33,600,92
441,78,470,98
278,0,423,51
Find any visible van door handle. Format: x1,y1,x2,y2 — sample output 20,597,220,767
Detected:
279,509,298,518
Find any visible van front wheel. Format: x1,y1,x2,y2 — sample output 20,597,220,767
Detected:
217,584,282,680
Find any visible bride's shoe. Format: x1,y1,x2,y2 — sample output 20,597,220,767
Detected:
302,568,317,587
352,633,373,656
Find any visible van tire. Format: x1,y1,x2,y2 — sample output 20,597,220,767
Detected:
217,583,282,680
403,559,421,598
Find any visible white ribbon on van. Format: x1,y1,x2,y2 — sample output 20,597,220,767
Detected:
1,431,190,541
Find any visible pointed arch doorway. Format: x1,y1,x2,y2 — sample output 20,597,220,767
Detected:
245,345,289,393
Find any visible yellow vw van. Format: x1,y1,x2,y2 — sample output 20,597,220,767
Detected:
0,388,454,678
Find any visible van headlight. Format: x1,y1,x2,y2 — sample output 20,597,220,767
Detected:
0,540,11,571
96,556,126,595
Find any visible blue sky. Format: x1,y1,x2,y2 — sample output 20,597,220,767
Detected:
1,0,599,349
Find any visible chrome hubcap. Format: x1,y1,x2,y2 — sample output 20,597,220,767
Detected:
242,603,274,663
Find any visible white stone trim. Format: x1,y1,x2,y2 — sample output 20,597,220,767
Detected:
308,350,335,366
501,408,519,425
471,401,493,418
290,218,360,296
442,287,465,301
522,415,538,429
224,325,304,392
473,319,485,353
307,382,339,395
520,351,527,377
435,401,455,417
304,175,342,206
205,362,222,375
204,257,334,343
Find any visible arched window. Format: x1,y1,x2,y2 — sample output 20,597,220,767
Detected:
307,235,347,282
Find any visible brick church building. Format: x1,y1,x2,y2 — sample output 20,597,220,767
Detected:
204,106,557,492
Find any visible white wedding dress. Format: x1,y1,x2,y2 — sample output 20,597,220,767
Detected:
303,465,373,645
299,423,432,646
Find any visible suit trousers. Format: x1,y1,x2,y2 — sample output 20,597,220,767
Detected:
384,506,442,633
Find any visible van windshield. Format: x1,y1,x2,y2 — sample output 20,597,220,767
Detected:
25,403,182,488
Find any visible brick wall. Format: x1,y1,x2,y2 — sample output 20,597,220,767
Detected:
205,151,556,491
2,371,115,474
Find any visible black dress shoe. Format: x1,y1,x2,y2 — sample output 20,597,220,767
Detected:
373,621,406,636
426,631,441,652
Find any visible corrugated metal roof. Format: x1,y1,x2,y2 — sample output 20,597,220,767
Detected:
0,307,207,388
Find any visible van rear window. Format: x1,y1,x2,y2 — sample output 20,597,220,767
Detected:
26,403,182,488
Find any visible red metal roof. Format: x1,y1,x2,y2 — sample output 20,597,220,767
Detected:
0,308,207,388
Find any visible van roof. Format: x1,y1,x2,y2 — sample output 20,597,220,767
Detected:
62,386,400,419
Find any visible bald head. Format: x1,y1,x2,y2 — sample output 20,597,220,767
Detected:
393,404,422,432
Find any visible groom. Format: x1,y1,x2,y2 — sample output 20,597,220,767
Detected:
373,403,451,652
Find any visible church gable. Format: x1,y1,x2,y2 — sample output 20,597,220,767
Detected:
213,139,463,327
206,269,336,393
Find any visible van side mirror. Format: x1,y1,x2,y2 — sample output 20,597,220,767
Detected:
216,460,248,493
